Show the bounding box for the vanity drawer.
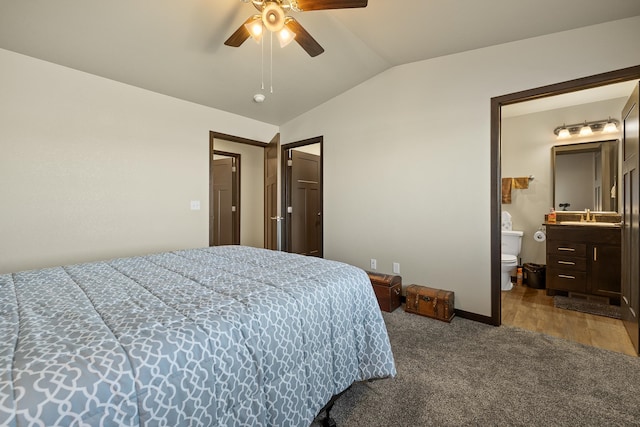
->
[544,224,621,297]
[546,269,588,292]
[547,255,587,272]
[546,241,587,257]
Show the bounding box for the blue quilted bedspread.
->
[0,246,396,426]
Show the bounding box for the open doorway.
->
[210,132,274,249]
[281,137,323,257]
[211,150,240,246]
[491,66,640,356]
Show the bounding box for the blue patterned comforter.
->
[0,246,395,426]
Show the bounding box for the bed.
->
[0,245,396,426]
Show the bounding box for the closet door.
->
[264,135,279,250]
[622,82,639,354]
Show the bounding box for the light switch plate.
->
[190,200,201,210]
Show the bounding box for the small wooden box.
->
[404,285,455,322]
[366,271,402,313]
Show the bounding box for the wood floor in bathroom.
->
[501,284,637,357]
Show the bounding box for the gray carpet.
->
[553,295,622,319]
[312,307,640,426]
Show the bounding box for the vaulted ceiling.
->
[1,0,639,125]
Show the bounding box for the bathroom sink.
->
[557,221,621,227]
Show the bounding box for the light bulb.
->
[278,27,296,48]
[603,120,618,133]
[579,123,593,136]
[244,16,263,43]
[557,128,570,139]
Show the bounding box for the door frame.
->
[264,134,280,251]
[209,131,274,247]
[490,65,640,326]
[280,136,323,254]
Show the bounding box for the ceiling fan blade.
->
[224,16,256,47]
[295,0,367,11]
[286,19,324,57]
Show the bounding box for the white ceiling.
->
[1,0,639,125]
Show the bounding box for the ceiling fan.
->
[224,0,368,57]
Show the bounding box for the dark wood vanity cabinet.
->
[546,224,621,301]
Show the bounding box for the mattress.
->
[0,246,396,426]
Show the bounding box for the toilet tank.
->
[501,230,523,256]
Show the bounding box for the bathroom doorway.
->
[491,66,640,355]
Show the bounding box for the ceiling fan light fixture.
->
[244,15,264,42]
[278,27,296,47]
[262,3,286,32]
[226,0,368,56]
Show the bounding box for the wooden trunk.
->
[404,285,455,322]
[366,272,402,313]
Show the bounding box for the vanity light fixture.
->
[603,117,619,133]
[553,118,619,139]
[556,124,571,139]
[579,121,593,136]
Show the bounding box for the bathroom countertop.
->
[545,212,622,224]
[544,221,622,228]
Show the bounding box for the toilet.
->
[501,211,523,291]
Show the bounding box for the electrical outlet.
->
[370,259,377,270]
[393,262,400,274]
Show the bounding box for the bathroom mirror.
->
[552,139,619,212]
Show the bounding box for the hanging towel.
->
[512,177,529,189]
[501,178,512,204]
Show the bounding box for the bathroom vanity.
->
[545,222,621,302]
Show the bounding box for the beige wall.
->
[0,49,277,274]
[502,98,626,265]
[280,17,640,316]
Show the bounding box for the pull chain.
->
[260,25,264,91]
[270,31,273,94]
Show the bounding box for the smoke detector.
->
[253,93,265,103]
